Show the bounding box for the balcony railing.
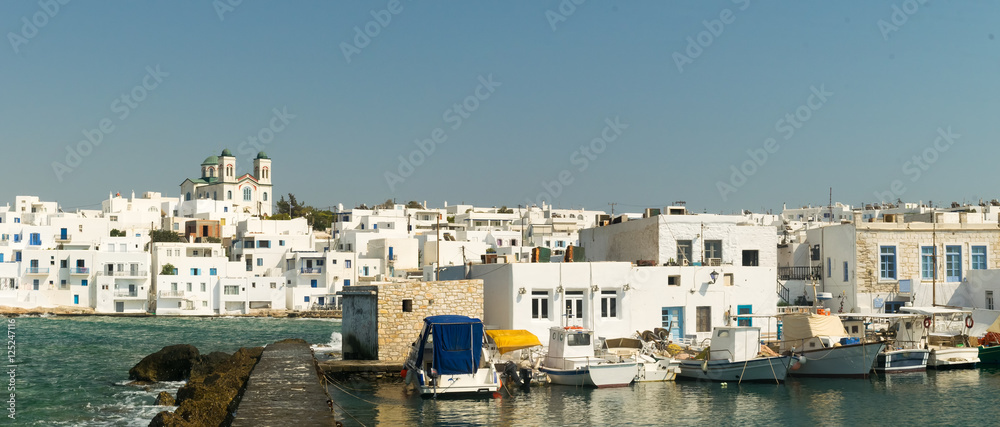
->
[70,267,90,275]
[778,266,823,281]
[25,267,49,274]
[301,267,323,274]
[97,270,147,277]
[114,291,139,298]
[54,234,71,242]
[158,290,185,298]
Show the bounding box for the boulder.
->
[154,391,175,406]
[158,346,264,427]
[129,345,200,382]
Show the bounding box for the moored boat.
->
[403,315,501,397]
[676,326,792,383]
[539,326,638,388]
[779,313,884,378]
[840,313,930,373]
[900,307,979,369]
[603,337,680,382]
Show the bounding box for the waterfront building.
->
[179,149,274,217]
[151,241,239,315]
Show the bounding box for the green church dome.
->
[201,155,219,165]
[256,151,270,159]
[220,148,233,157]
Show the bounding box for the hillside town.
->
[1,150,998,344]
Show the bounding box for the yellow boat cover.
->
[485,330,541,354]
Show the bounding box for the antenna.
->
[608,202,616,217]
[829,187,833,223]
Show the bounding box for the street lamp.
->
[710,270,719,284]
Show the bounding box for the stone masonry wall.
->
[376,280,484,362]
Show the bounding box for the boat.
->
[484,329,543,391]
[676,326,792,383]
[603,337,680,382]
[899,307,979,369]
[977,314,1000,364]
[403,315,501,397]
[840,313,930,373]
[779,313,885,378]
[538,326,638,388]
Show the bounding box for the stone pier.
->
[232,339,337,426]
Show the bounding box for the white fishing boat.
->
[539,326,638,388]
[779,313,885,378]
[840,313,930,373]
[900,306,979,369]
[676,326,792,383]
[603,337,680,382]
[403,315,500,397]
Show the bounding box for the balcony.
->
[25,267,49,275]
[301,267,323,274]
[54,234,71,242]
[97,270,148,278]
[158,290,185,298]
[70,267,90,275]
[114,291,143,299]
[778,266,823,281]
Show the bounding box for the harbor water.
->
[11,316,1000,426]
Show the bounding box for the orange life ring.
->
[923,317,931,328]
[966,315,974,329]
[564,326,584,330]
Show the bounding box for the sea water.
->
[12,315,1000,426]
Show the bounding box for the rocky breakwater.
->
[128,344,264,427]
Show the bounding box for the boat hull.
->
[875,349,929,373]
[790,342,885,379]
[541,362,638,388]
[676,357,792,383]
[928,347,979,369]
[409,368,500,397]
[635,358,680,382]
[978,345,1000,364]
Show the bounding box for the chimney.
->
[853,212,862,224]
[960,212,968,224]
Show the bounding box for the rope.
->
[324,375,380,406]
[323,380,370,427]
[767,356,778,385]
[738,360,748,385]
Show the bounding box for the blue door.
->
[73,295,79,305]
[60,228,67,240]
[662,307,684,341]
[737,305,752,326]
[946,245,962,282]
[344,279,350,287]
[388,246,394,260]
[318,297,325,306]
[363,266,369,276]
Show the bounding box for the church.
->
[180,149,274,217]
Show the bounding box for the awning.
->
[485,329,541,354]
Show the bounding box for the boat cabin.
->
[708,327,761,362]
[547,326,595,360]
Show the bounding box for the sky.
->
[1,0,998,215]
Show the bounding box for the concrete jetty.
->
[232,339,337,426]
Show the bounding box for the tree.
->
[498,206,513,214]
[149,229,184,243]
[378,198,394,209]
[276,195,290,216]
[406,200,423,209]
[311,210,334,231]
[160,263,176,275]
[110,229,126,237]
[268,213,292,220]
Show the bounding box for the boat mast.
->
[932,215,937,306]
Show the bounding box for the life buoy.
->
[966,315,974,329]
[923,317,931,328]
[564,326,584,330]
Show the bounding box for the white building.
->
[180,149,274,217]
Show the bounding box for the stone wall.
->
[376,280,484,362]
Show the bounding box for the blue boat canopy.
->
[416,315,484,375]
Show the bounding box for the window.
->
[185,192,191,201]
[345,260,352,268]
[263,192,268,202]
[531,291,549,319]
[696,306,712,332]
[972,246,987,270]
[811,245,820,261]
[703,240,722,264]
[190,268,200,276]
[14,251,21,262]
[316,260,324,266]
[668,275,680,286]
[201,283,206,292]
[946,245,962,282]
[742,250,759,267]
[879,246,897,280]
[304,296,310,303]
[243,187,252,201]
[257,258,263,266]
[311,280,318,288]
[331,259,337,265]
[827,258,831,278]
[258,240,270,249]
[921,246,936,280]
[600,290,617,318]
[210,268,217,276]
[566,333,591,347]
[224,286,239,295]
[843,261,849,282]
[29,233,41,246]
[227,190,232,200]
[402,299,413,312]
[279,240,285,246]
[884,301,903,314]
[187,283,193,292]
[244,240,254,249]
[270,282,276,289]
[81,279,87,287]
[565,291,584,319]
[988,291,995,310]
[737,305,752,327]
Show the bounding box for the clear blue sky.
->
[2,1,997,214]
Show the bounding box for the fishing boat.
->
[840,313,930,373]
[603,337,680,382]
[779,313,885,378]
[539,326,638,388]
[484,329,543,391]
[977,314,1000,364]
[676,326,792,383]
[402,315,501,397]
[899,307,979,369]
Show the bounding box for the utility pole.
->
[436,213,441,281]
[608,202,616,217]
